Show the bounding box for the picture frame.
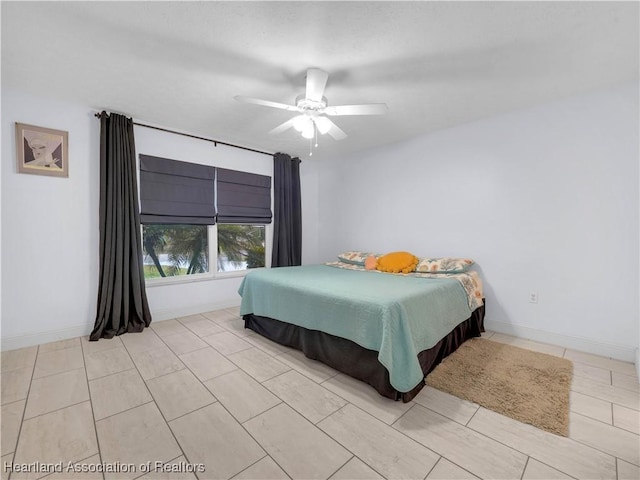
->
[15,122,69,178]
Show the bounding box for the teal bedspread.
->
[238,265,474,392]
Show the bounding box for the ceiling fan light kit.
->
[301,122,315,140]
[234,68,388,155]
[292,115,311,133]
[313,116,332,135]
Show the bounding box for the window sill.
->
[145,269,253,287]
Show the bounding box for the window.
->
[143,224,209,279]
[215,168,271,274]
[138,155,272,282]
[217,224,265,272]
[142,223,268,279]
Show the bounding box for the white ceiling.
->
[2,1,638,160]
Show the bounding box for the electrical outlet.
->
[529,292,538,303]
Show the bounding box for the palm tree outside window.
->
[142,224,265,279]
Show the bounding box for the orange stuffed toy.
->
[376,251,419,274]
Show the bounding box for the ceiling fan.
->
[234,68,388,146]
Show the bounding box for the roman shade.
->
[139,154,216,225]
[216,168,272,224]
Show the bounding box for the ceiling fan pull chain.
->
[309,136,313,157]
[315,123,319,148]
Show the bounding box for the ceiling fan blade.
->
[305,68,329,102]
[234,95,298,112]
[268,117,298,135]
[324,103,388,116]
[325,119,347,141]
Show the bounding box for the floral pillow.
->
[337,251,376,266]
[416,257,474,273]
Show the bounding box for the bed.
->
[238,261,485,402]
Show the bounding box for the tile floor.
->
[1,307,638,480]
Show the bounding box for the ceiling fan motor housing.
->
[295,94,328,115]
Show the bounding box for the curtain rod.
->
[94,112,273,157]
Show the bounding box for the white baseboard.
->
[1,325,93,352]
[150,300,240,322]
[0,301,241,352]
[485,320,637,363]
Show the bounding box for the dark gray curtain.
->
[271,152,302,267]
[91,112,152,340]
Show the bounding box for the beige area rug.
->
[425,337,573,436]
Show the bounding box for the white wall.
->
[0,67,3,344]
[316,82,639,361]
[300,159,320,265]
[1,88,277,349]
[1,89,101,349]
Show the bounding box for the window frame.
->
[143,223,271,286]
[213,222,272,278]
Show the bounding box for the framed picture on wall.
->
[15,122,69,177]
